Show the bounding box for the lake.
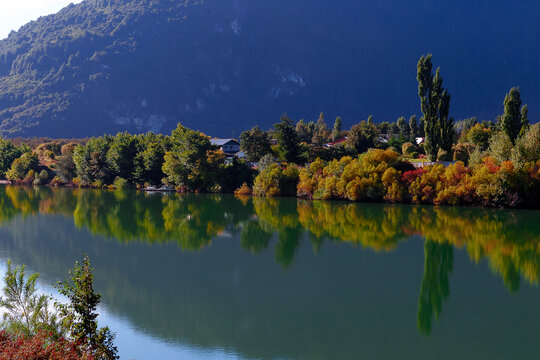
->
[0,186,538,359]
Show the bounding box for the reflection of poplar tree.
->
[417,241,453,335]
[275,227,303,268]
[240,221,272,254]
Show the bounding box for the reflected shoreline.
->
[0,185,538,349]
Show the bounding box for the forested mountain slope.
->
[0,0,538,137]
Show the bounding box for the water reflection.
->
[417,241,453,335]
[0,186,538,349]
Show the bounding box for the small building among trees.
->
[210,139,241,154]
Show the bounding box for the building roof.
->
[210,138,239,146]
[324,137,348,147]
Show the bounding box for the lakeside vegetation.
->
[0,256,117,359]
[0,55,538,208]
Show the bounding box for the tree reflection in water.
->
[417,241,453,335]
[0,186,538,336]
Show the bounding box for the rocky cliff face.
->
[0,0,537,137]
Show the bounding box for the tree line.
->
[0,55,537,207]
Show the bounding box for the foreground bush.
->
[0,331,93,360]
[0,257,118,360]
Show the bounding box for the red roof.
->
[324,137,348,147]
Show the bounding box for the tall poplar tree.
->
[417,55,452,160]
[502,87,522,143]
[333,116,342,140]
[519,103,529,138]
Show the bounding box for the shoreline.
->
[1,182,538,210]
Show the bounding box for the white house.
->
[210,138,241,154]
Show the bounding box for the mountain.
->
[0,0,538,138]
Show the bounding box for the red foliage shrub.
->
[401,168,425,184]
[0,331,93,360]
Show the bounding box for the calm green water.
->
[0,186,539,359]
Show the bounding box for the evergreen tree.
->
[333,116,342,140]
[347,120,379,154]
[417,55,452,160]
[295,120,311,143]
[312,112,328,145]
[106,132,137,182]
[162,123,212,188]
[56,256,118,359]
[409,115,419,141]
[133,133,169,185]
[274,115,301,163]
[0,138,23,178]
[316,112,326,131]
[501,87,522,143]
[378,121,390,134]
[397,116,409,138]
[239,126,272,162]
[389,123,400,136]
